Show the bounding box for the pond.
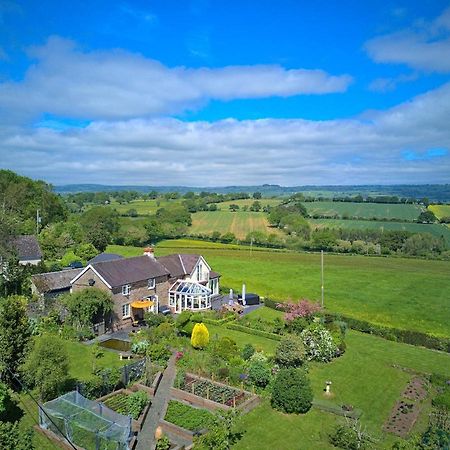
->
[99,338,131,352]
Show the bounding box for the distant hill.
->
[54,184,450,202]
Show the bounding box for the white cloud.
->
[365,7,450,72]
[1,82,449,186]
[0,36,352,122]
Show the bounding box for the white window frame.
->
[122,303,131,318]
[148,278,156,289]
[122,284,131,296]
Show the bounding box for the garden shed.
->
[169,279,212,313]
[39,390,132,450]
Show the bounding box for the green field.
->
[191,210,281,239]
[218,198,282,209]
[306,201,423,220]
[106,199,181,215]
[310,218,450,245]
[109,240,450,337]
[429,204,450,219]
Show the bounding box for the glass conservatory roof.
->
[169,280,211,295]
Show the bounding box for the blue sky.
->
[0,0,449,185]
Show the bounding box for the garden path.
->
[136,352,178,450]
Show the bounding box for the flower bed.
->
[176,373,250,407]
[102,390,149,420]
[164,400,214,431]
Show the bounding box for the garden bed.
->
[164,400,214,432]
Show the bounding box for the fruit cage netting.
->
[39,390,132,450]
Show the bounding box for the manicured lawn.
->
[64,340,129,381]
[309,218,450,245]
[191,210,281,239]
[306,201,423,220]
[154,242,450,337]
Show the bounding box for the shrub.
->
[275,335,306,368]
[278,299,322,322]
[0,421,34,450]
[210,336,239,361]
[241,343,255,361]
[191,323,210,349]
[301,323,337,362]
[286,316,310,335]
[156,435,171,450]
[147,343,171,365]
[217,367,230,380]
[432,390,450,410]
[271,368,313,414]
[132,340,150,355]
[248,361,271,388]
[329,420,375,449]
[226,323,282,341]
[144,313,167,328]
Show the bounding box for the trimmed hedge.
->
[263,298,449,352]
[226,323,283,341]
[202,315,236,326]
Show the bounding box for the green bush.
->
[144,313,167,328]
[248,361,271,388]
[275,335,306,368]
[147,343,171,366]
[271,368,313,414]
[155,435,171,450]
[0,421,34,450]
[301,323,337,362]
[210,336,239,361]
[241,343,255,361]
[329,421,375,449]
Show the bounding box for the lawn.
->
[64,339,129,381]
[306,201,423,220]
[191,210,281,239]
[309,218,450,245]
[234,314,450,449]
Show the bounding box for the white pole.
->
[321,250,324,308]
[242,283,246,305]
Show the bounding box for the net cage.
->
[39,391,132,450]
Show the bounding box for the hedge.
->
[263,298,450,352]
[226,323,283,341]
[202,315,237,326]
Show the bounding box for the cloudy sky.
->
[1,0,450,186]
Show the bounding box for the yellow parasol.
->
[130,300,154,309]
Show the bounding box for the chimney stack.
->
[143,247,155,258]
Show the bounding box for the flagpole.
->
[321,250,324,308]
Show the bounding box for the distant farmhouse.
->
[32,248,220,332]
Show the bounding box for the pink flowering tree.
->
[277,299,322,323]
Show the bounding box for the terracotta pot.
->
[154,426,163,440]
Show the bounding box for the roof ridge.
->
[178,254,187,274]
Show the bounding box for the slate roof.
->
[91,255,169,288]
[11,235,43,261]
[88,253,123,265]
[157,254,201,278]
[32,268,82,293]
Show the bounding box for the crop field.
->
[110,240,450,337]
[191,210,281,239]
[310,218,450,245]
[429,204,450,219]
[306,201,423,220]
[108,199,181,215]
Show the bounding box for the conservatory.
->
[169,279,212,313]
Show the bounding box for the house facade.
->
[69,248,220,330]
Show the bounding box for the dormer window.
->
[148,278,155,289]
[122,284,131,295]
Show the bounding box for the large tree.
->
[0,296,31,386]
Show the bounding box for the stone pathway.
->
[136,353,177,450]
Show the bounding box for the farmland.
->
[305,201,423,220]
[310,218,450,245]
[109,240,450,337]
[429,204,450,220]
[191,210,281,239]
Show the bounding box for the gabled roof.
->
[157,254,201,278]
[88,252,123,265]
[11,235,43,261]
[72,255,170,288]
[32,268,82,293]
